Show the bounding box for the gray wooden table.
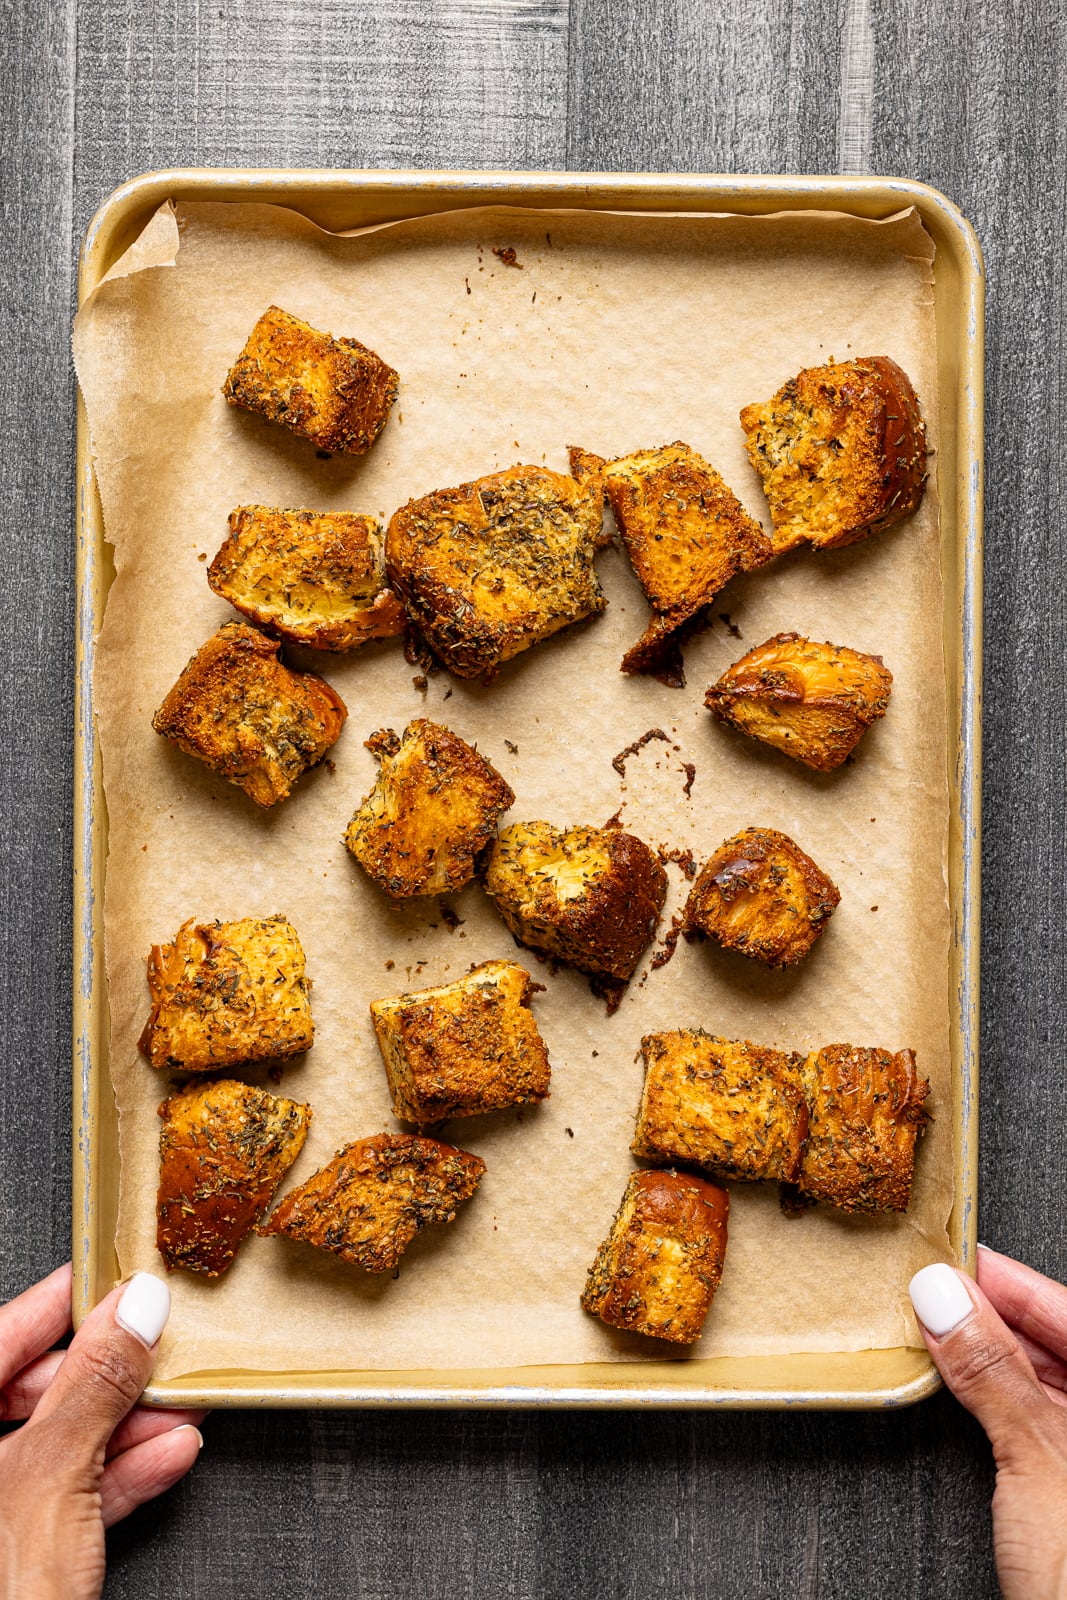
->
[3,1,1064,1594]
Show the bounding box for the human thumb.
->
[25,1273,171,1460]
[910,1262,1047,1449]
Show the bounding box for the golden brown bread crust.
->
[563,447,615,549]
[345,719,514,898]
[156,1079,311,1277]
[384,464,606,679]
[684,826,840,967]
[257,1132,486,1272]
[566,445,605,487]
[571,442,771,685]
[208,505,405,652]
[795,1044,929,1213]
[152,621,347,807]
[631,1031,808,1184]
[370,959,550,1123]
[222,305,398,455]
[580,1169,729,1344]
[139,914,314,1073]
[740,356,927,555]
[482,821,667,981]
[706,631,893,771]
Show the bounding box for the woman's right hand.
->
[910,1246,1067,1600]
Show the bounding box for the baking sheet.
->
[73,199,952,1382]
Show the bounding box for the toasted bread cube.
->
[483,821,667,981]
[208,505,405,652]
[257,1132,486,1272]
[152,621,346,807]
[385,464,605,679]
[345,720,514,898]
[706,632,893,771]
[796,1045,929,1213]
[222,305,398,455]
[685,826,839,967]
[156,1079,311,1277]
[740,356,927,555]
[139,914,314,1073]
[370,960,550,1123]
[632,1031,808,1183]
[581,1169,729,1344]
[570,443,771,686]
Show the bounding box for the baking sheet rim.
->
[72,167,983,1410]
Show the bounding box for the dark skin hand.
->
[911,1246,1067,1600]
[0,1264,204,1600]
[6,1249,1066,1598]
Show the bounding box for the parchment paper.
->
[74,199,953,1380]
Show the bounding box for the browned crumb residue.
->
[656,845,697,880]
[681,762,696,798]
[364,727,401,758]
[718,611,742,639]
[438,902,465,932]
[492,246,523,268]
[612,727,671,777]
[649,910,687,971]
[589,972,626,1015]
[779,1183,816,1217]
[267,1065,285,1085]
[403,625,441,674]
[412,675,428,692]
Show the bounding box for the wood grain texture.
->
[2,0,1065,1594]
[0,0,78,1292]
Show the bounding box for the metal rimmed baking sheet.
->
[73,169,983,1408]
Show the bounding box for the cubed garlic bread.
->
[706,632,893,771]
[740,356,927,555]
[685,826,839,967]
[208,505,405,652]
[581,1169,729,1344]
[796,1044,929,1213]
[385,464,606,679]
[139,914,314,1073]
[156,1079,311,1277]
[483,821,667,981]
[345,719,514,898]
[370,960,550,1123]
[257,1132,486,1272]
[632,1031,808,1184]
[570,442,771,686]
[152,621,346,807]
[222,305,398,455]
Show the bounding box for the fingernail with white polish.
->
[115,1272,171,1349]
[909,1263,975,1337]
